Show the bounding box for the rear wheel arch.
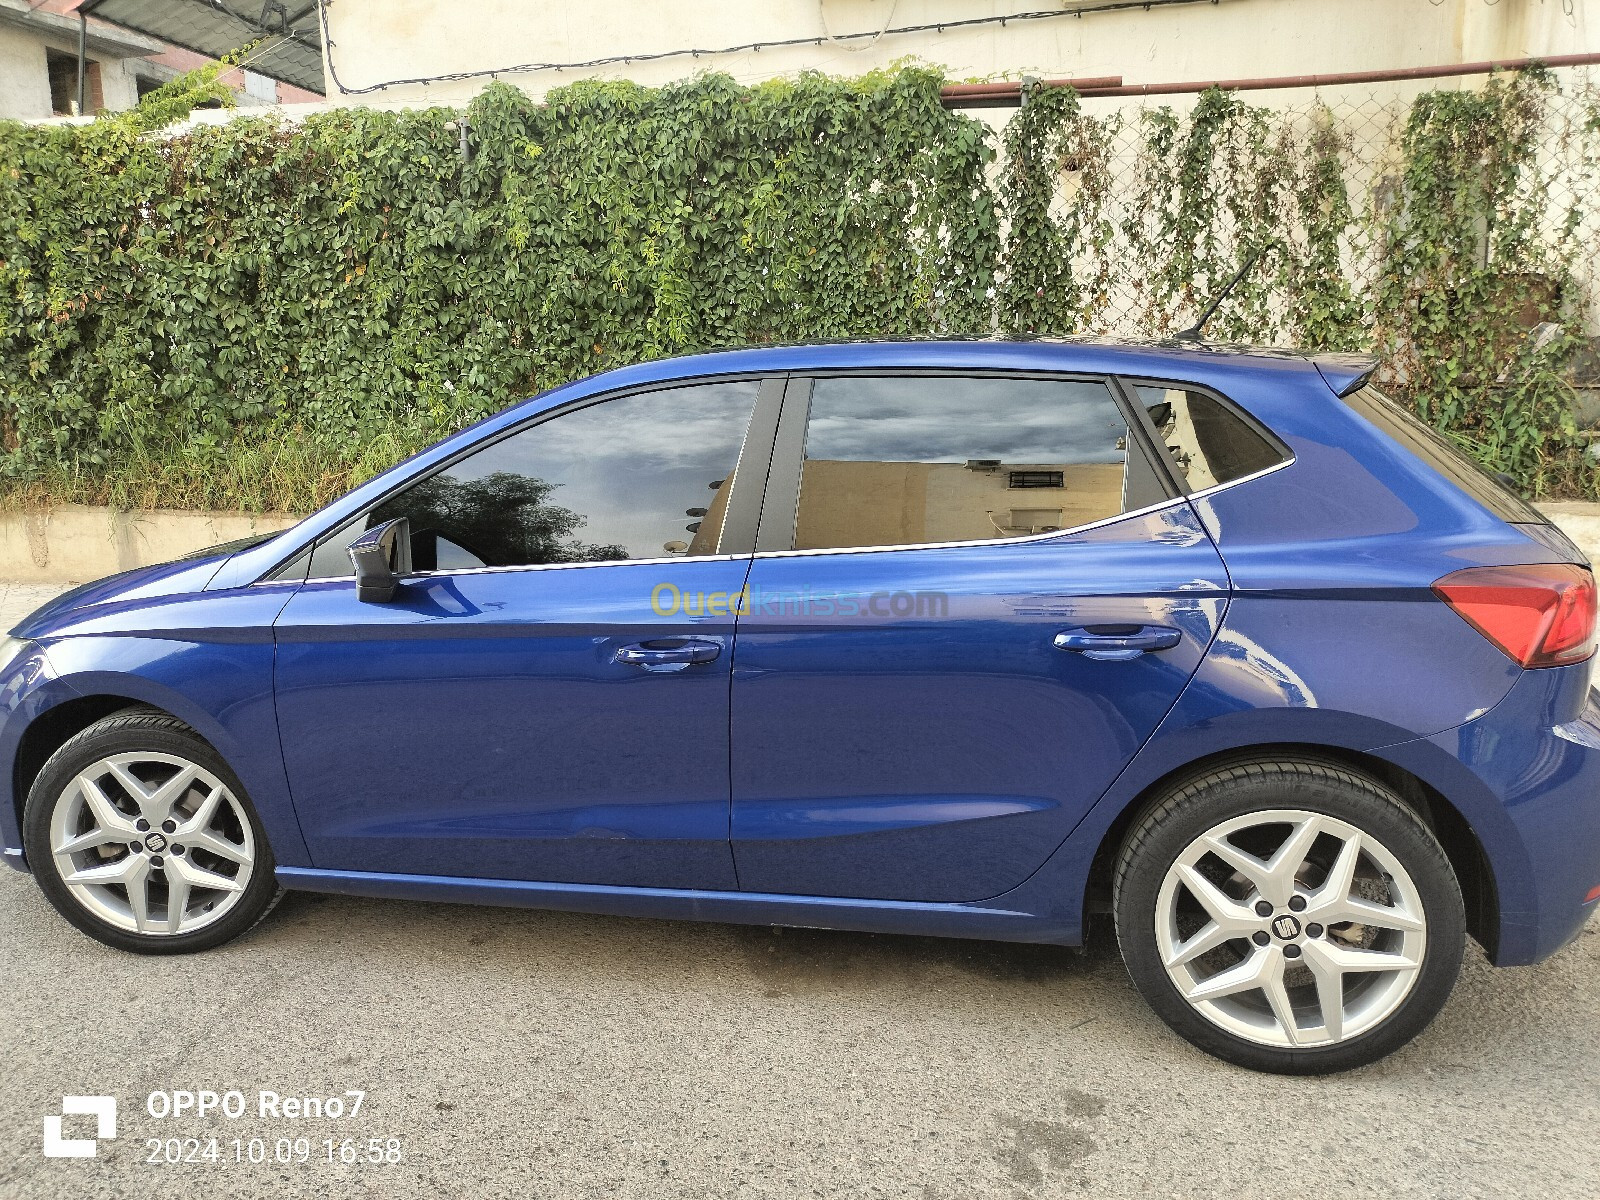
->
[1085,742,1499,960]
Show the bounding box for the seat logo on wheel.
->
[144,833,168,853]
[1272,915,1302,940]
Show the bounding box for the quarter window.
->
[1135,385,1285,492]
[786,376,1165,552]
[305,380,761,577]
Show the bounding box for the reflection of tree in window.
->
[373,471,628,569]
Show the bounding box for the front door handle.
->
[1053,626,1182,662]
[614,639,723,673]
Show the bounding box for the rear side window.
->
[1342,385,1547,525]
[788,375,1168,552]
[1135,384,1286,492]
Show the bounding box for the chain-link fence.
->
[999,68,1600,363]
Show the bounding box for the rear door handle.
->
[614,639,723,672]
[1053,626,1182,662]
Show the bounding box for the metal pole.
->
[938,52,1600,108]
[75,12,87,115]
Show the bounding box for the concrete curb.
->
[0,505,300,584]
[2,501,1598,585]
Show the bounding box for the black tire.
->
[22,708,282,954]
[1112,758,1465,1074]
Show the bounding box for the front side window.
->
[785,375,1165,552]
[305,380,761,577]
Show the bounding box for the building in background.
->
[314,0,1595,111]
[0,0,320,121]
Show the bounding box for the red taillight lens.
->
[1433,564,1598,668]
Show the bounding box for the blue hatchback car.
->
[4,339,1598,1073]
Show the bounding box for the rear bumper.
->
[1382,662,1600,966]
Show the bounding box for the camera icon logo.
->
[43,1096,117,1158]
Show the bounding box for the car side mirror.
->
[348,517,412,603]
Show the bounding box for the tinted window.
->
[1135,385,1286,492]
[306,380,761,577]
[788,376,1165,551]
[1342,385,1547,525]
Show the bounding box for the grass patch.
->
[0,423,436,516]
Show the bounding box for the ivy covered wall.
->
[0,65,1595,512]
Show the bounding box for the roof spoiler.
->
[1313,354,1380,397]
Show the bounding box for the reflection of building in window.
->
[1147,388,1217,490]
[1141,386,1283,492]
[794,459,1127,550]
[1008,470,1065,489]
[681,473,734,555]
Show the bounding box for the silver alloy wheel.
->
[47,752,255,936]
[1155,808,1426,1048]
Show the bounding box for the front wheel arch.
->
[12,695,159,864]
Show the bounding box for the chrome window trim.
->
[745,453,1297,562]
[749,495,1187,560]
[1122,375,1294,490]
[1179,455,1295,503]
[252,370,1300,586]
[259,456,1298,585]
[273,552,748,587]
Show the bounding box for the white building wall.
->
[317,0,1598,110]
[0,13,154,121]
[0,24,53,120]
[98,56,140,111]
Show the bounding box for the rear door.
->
[728,372,1229,902]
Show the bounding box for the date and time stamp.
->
[42,1089,409,1170]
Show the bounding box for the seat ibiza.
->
[4,339,1598,1074]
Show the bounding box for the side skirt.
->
[275,867,1077,946]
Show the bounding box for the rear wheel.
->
[23,710,280,954]
[1113,759,1465,1074]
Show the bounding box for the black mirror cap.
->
[348,516,411,603]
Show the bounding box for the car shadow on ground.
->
[267,888,1128,997]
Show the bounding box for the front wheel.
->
[1113,759,1465,1074]
[23,709,281,954]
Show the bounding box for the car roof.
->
[557,337,1377,399]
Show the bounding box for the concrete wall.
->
[0,10,152,119]
[0,506,301,585]
[0,23,52,120]
[318,0,1599,111]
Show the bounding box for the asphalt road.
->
[3,581,1599,1199]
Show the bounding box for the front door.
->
[274,377,775,889]
[728,373,1229,902]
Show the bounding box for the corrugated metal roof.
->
[78,0,324,94]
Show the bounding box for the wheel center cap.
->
[1271,914,1302,940]
[144,832,168,853]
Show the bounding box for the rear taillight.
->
[1433,564,1597,669]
